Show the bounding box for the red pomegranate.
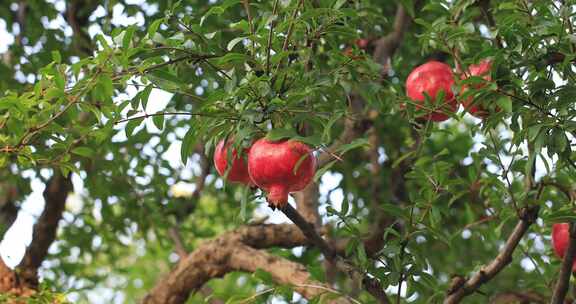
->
[355,38,370,49]
[247,138,316,208]
[405,61,457,122]
[552,223,576,272]
[460,60,494,117]
[213,139,253,185]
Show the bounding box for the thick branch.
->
[372,4,413,74]
[0,250,33,297]
[17,172,73,286]
[0,183,19,239]
[143,224,309,304]
[551,222,576,304]
[230,244,352,303]
[444,206,540,304]
[489,290,546,303]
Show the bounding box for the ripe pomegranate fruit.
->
[552,223,576,272]
[405,61,457,122]
[460,60,494,118]
[213,139,253,185]
[247,138,316,208]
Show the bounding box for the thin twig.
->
[443,206,540,304]
[488,131,520,213]
[242,0,256,53]
[114,111,240,124]
[201,58,233,80]
[168,227,188,260]
[551,222,576,304]
[266,0,280,75]
[279,203,391,304]
[273,0,304,75]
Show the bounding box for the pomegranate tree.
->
[213,139,253,185]
[552,223,576,272]
[460,60,494,118]
[405,61,457,122]
[247,138,316,207]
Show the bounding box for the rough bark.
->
[489,291,546,304]
[229,244,351,303]
[0,257,34,297]
[17,172,73,288]
[0,183,19,239]
[142,224,341,304]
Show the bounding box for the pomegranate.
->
[355,38,370,49]
[247,138,316,207]
[552,223,576,272]
[405,61,457,122]
[213,139,253,185]
[460,60,494,118]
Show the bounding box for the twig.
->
[201,58,233,80]
[114,111,240,124]
[551,222,576,304]
[279,203,391,304]
[280,203,336,259]
[266,0,280,75]
[141,54,219,74]
[273,0,304,75]
[488,131,520,213]
[443,206,540,304]
[168,227,188,260]
[242,0,256,53]
[294,284,363,304]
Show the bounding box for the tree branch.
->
[143,224,309,304]
[489,290,546,303]
[443,206,540,304]
[229,244,353,303]
[280,204,391,304]
[17,172,73,287]
[0,183,19,240]
[168,227,188,260]
[318,3,415,167]
[551,221,576,304]
[372,5,412,75]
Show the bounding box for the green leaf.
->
[307,264,326,282]
[335,138,370,155]
[125,118,144,137]
[253,269,273,284]
[152,113,164,130]
[216,53,249,66]
[122,26,136,49]
[266,129,298,141]
[98,74,114,98]
[140,85,153,110]
[181,127,196,165]
[227,37,247,51]
[148,18,163,37]
[51,51,61,64]
[71,147,94,158]
[313,160,336,182]
[333,0,347,9]
[496,96,512,113]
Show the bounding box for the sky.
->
[0,0,565,303]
